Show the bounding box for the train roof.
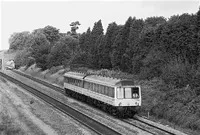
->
[64,71,135,87]
[64,71,85,80]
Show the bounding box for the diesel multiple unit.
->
[64,71,141,117]
[5,60,15,70]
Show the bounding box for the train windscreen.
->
[117,87,139,99]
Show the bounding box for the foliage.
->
[14,49,31,68]
[124,19,144,73]
[111,17,133,70]
[100,22,119,69]
[47,36,76,68]
[9,31,30,50]
[42,25,60,44]
[30,31,51,70]
[70,21,81,38]
[9,8,200,133]
[88,20,104,68]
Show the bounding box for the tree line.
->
[9,9,200,88]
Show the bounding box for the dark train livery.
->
[64,72,141,117]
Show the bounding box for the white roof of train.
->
[64,71,135,87]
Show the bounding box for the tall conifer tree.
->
[111,17,133,70]
[100,22,119,69]
[88,20,104,68]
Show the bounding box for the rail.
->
[12,70,188,135]
[0,71,121,135]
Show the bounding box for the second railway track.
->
[0,71,121,135]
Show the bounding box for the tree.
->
[47,36,72,68]
[141,16,166,35]
[95,34,105,68]
[197,8,200,68]
[138,13,198,80]
[66,36,79,56]
[79,27,91,53]
[90,20,104,45]
[14,49,32,68]
[122,19,144,72]
[70,21,81,38]
[99,22,119,69]
[30,31,51,70]
[196,7,200,31]
[32,26,60,45]
[78,28,91,67]
[43,25,60,44]
[88,20,104,68]
[111,17,133,70]
[9,31,30,50]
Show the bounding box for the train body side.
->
[63,72,141,107]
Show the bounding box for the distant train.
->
[5,60,15,70]
[64,72,141,117]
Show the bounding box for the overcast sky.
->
[1,0,199,50]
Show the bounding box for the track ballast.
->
[11,70,187,135]
[0,71,121,135]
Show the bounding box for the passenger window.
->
[93,83,95,91]
[132,87,139,98]
[87,82,89,89]
[104,87,107,95]
[93,84,96,91]
[105,86,108,95]
[107,87,110,96]
[100,85,104,94]
[91,83,94,91]
[84,82,86,88]
[102,86,105,94]
[125,88,132,99]
[97,84,100,93]
[99,85,101,93]
[110,88,114,97]
[65,77,68,83]
[89,83,92,90]
[117,87,124,99]
[108,87,114,97]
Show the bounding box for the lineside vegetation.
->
[9,9,200,133]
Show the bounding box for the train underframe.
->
[64,88,137,118]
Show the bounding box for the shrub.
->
[48,66,64,74]
[14,49,31,69]
[161,59,195,88]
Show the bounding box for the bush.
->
[161,59,195,88]
[48,66,64,74]
[14,49,31,69]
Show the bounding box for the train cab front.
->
[114,86,141,117]
[115,86,141,106]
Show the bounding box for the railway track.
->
[11,70,187,135]
[123,119,174,135]
[0,71,121,135]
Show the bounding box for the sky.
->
[1,0,199,50]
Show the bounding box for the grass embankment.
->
[19,65,200,135]
[0,111,25,135]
